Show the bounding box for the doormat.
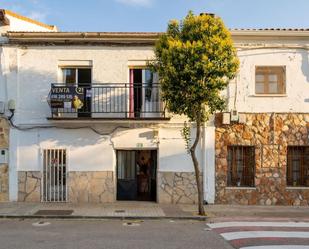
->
[114,210,126,213]
[34,210,74,216]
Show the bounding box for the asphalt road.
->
[0,219,232,249]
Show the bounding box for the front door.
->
[116,150,157,201]
[42,149,67,202]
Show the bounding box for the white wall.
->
[14,46,155,125]
[228,48,309,113]
[5,14,55,32]
[159,127,196,172]
[15,128,114,172]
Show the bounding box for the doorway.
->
[42,149,67,202]
[116,150,157,201]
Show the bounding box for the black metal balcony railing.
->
[48,83,166,119]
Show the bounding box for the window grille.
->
[227,146,255,187]
[287,146,309,187]
[42,149,67,202]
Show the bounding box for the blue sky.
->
[2,0,309,31]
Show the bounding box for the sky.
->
[2,0,309,32]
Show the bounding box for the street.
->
[0,219,232,249]
[1,218,309,248]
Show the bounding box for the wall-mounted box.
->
[230,109,239,122]
[0,101,4,114]
[222,112,231,125]
[0,149,8,164]
[238,113,246,124]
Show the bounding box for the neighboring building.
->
[216,29,309,205]
[0,10,309,205]
[0,9,57,202]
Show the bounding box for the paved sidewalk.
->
[0,201,201,219]
[0,202,308,220]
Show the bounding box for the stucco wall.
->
[5,14,55,32]
[227,48,309,113]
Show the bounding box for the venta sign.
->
[49,86,86,109]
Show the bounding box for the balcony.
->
[47,83,168,120]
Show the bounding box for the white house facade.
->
[1,10,309,205]
[0,10,215,204]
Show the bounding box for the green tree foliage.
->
[152,12,239,215]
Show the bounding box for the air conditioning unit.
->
[0,149,8,164]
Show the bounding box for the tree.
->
[151,12,239,215]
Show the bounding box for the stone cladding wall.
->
[0,119,9,202]
[68,171,115,203]
[18,171,41,202]
[215,113,309,205]
[158,172,199,204]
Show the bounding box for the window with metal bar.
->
[227,146,255,187]
[43,149,67,202]
[287,146,309,187]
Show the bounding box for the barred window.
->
[287,146,309,187]
[227,146,255,187]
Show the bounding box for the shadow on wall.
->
[5,65,137,148]
[301,49,309,83]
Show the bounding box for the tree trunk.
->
[190,111,205,216]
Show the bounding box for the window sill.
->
[250,94,287,97]
[225,187,256,190]
[286,186,309,190]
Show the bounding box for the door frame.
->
[40,147,70,202]
[115,148,158,202]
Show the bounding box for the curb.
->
[0,215,208,221]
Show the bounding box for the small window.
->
[227,146,255,187]
[287,146,309,187]
[255,66,286,94]
[61,68,91,85]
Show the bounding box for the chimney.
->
[200,13,216,18]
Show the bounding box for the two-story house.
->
[0,10,214,204]
[216,29,309,205]
[1,10,309,206]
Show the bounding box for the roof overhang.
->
[4,32,162,45]
[3,29,309,46]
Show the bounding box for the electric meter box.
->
[0,149,8,164]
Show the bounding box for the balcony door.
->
[129,68,160,118]
[62,68,92,117]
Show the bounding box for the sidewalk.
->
[0,201,204,220]
[0,202,308,220]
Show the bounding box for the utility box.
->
[0,149,8,164]
[238,113,246,124]
[222,112,231,125]
[230,109,239,122]
[0,101,4,114]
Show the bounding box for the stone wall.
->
[158,172,199,204]
[68,171,115,203]
[215,113,309,206]
[0,118,9,202]
[18,171,41,202]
